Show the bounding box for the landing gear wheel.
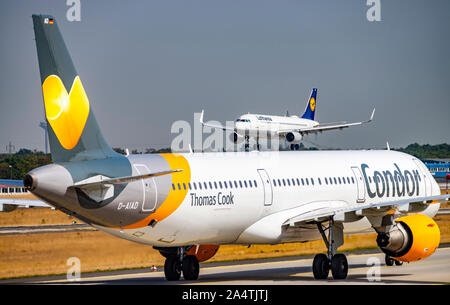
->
[312,254,330,280]
[331,253,348,280]
[394,260,403,266]
[385,254,395,266]
[182,255,200,280]
[164,255,181,281]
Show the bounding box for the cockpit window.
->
[236,119,251,123]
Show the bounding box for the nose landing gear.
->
[312,219,348,280]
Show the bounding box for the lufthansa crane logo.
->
[310,97,316,111]
[42,75,90,150]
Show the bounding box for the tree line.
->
[1,143,448,180]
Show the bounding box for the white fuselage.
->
[97,150,440,247]
[235,114,318,139]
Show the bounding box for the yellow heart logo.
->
[42,75,90,150]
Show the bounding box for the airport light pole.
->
[39,121,49,154]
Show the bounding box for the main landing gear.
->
[163,247,200,281]
[312,218,348,280]
[290,144,301,151]
[385,254,403,266]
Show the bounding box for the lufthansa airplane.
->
[24,15,448,281]
[200,89,375,150]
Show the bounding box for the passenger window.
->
[193,182,197,190]
[204,182,208,189]
[282,179,286,186]
[273,179,277,186]
[219,181,223,188]
[351,177,355,184]
[338,177,341,184]
[278,179,281,186]
[287,179,290,186]
[214,182,218,189]
[306,178,309,185]
[229,181,233,189]
[188,182,191,190]
[301,178,304,185]
[234,181,238,188]
[291,178,295,186]
[172,184,176,191]
[296,178,300,185]
[244,181,248,188]
[224,181,228,188]
[318,178,322,185]
[333,177,337,184]
[249,180,252,188]
[183,183,186,190]
[178,183,181,190]
[325,177,328,184]
[199,183,202,190]
[254,180,257,187]
[311,178,314,185]
[209,182,213,189]
[239,181,243,188]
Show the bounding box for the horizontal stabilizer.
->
[71,169,183,189]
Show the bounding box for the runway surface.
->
[4,246,449,285]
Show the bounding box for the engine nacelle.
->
[230,132,244,144]
[285,132,303,143]
[376,214,440,262]
[186,245,220,262]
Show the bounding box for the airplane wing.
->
[237,193,449,243]
[199,110,236,132]
[284,194,449,227]
[278,108,375,136]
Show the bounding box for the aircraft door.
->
[133,164,158,212]
[257,169,273,206]
[413,159,432,196]
[351,166,366,203]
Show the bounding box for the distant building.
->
[0,179,29,195]
[422,159,450,182]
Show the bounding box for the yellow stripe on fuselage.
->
[121,153,191,229]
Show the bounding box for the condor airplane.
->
[24,15,448,281]
[200,89,375,150]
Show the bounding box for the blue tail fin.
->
[301,88,317,120]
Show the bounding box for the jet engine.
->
[285,132,303,143]
[231,132,244,144]
[376,214,440,262]
[186,245,220,262]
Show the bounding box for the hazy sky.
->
[0,0,449,152]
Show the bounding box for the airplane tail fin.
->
[32,15,118,163]
[301,88,317,120]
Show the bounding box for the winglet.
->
[199,110,205,125]
[369,108,376,122]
